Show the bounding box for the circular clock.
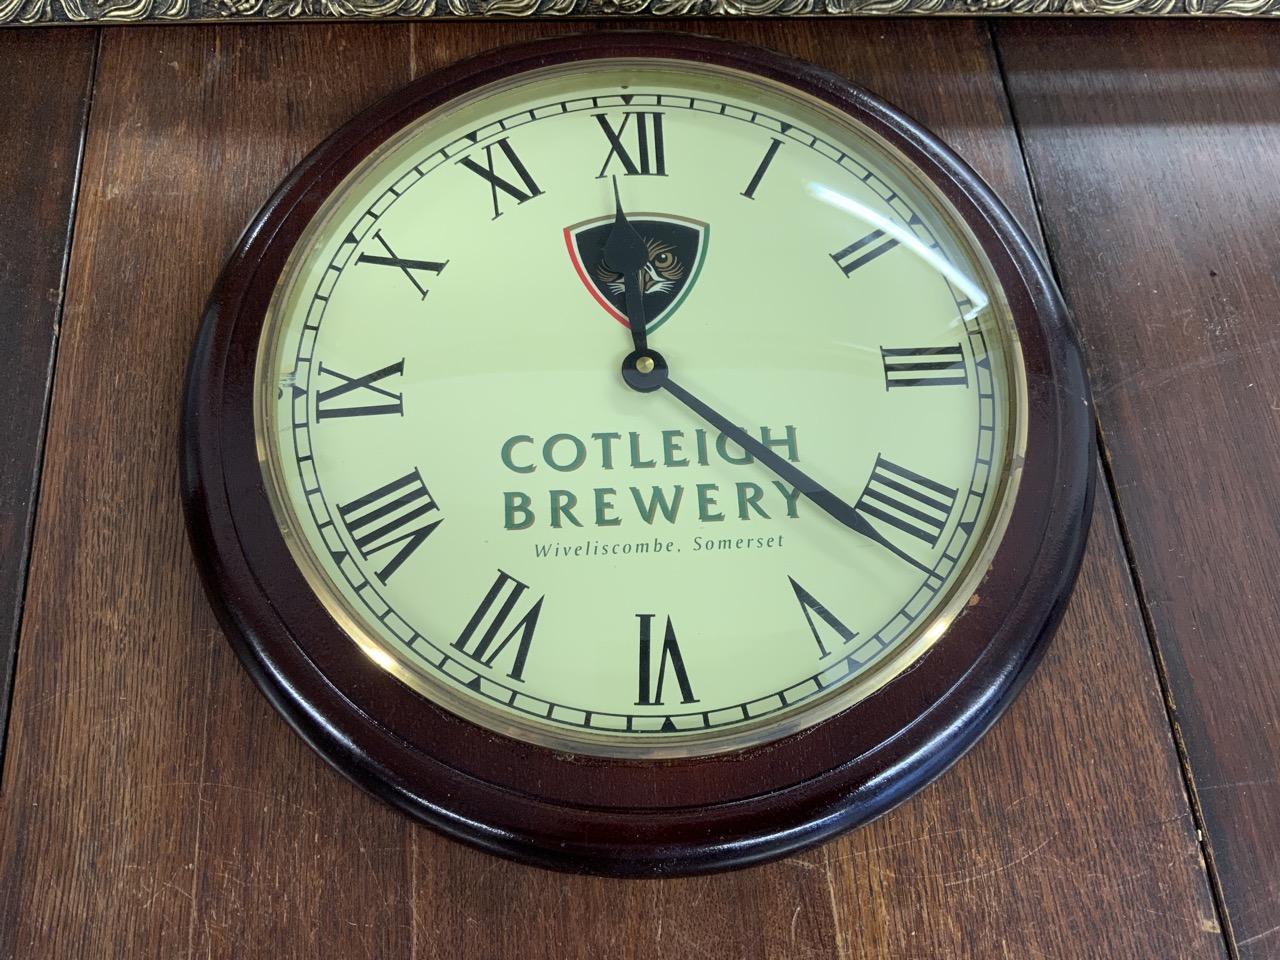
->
[183,32,1093,876]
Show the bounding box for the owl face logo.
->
[564,213,709,334]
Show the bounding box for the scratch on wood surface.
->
[781,855,821,870]
[1002,938,1051,959]
[409,827,418,960]
[1238,922,1280,947]
[827,826,968,862]
[821,845,851,960]
[186,664,213,960]
[942,834,1056,888]
[156,780,325,821]
[653,881,663,949]
[22,679,94,714]
[139,877,195,911]
[1200,777,1278,792]
[1138,904,1221,935]
[1148,811,1193,826]
[790,904,801,945]
[1096,336,1280,402]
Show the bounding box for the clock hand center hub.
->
[621,348,668,393]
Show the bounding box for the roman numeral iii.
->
[595,112,667,178]
[315,359,404,420]
[635,614,696,707]
[357,230,447,299]
[454,570,544,682]
[457,137,544,220]
[854,456,958,549]
[881,345,969,389]
[336,469,443,584]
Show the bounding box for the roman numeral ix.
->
[336,469,443,584]
[315,359,404,420]
[457,137,544,220]
[454,570,544,682]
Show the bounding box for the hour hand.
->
[601,177,650,353]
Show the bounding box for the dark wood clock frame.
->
[181,31,1094,877]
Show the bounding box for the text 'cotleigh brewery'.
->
[500,426,802,530]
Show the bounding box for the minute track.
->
[279,77,1000,746]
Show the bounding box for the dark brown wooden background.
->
[0,19,1275,959]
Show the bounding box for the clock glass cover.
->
[253,56,1026,759]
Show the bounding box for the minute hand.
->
[660,376,937,578]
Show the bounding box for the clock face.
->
[254,58,1026,757]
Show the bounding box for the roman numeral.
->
[854,456,958,550]
[336,469,443,584]
[357,230,447,299]
[456,137,544,220]
[741,138,785,200]
[788,578,857,658]
[454,570,544,682]
[315,360,404,420]
[635,614,696,707]
[831,229,900,276]
[881,345,969,389]
[595,112,667,178]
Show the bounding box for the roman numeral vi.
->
[635,614,696,707]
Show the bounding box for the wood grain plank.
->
[778,22,1225,958]
[0,20,1224,960]
[0,24,420,960]
[996,21,1280,957]
[0,29,96,776]
[826,475,1226,958]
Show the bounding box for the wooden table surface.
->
[0,18,1276,959]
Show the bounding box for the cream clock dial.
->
[258,60,1021,756]
[186,33,1091,875]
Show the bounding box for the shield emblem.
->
[564,213,709,334]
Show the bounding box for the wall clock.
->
[183,31,1093,876]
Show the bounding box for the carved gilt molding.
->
[1,0,1276,25]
